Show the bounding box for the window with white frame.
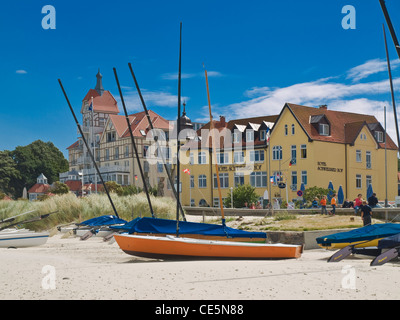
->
[198,152,206,164]
[250,171,267,188]
[356,150,362,162]
[291,124,295,135]
[233,151,245,164]
[189,152,194,165]
[217,152,229,165]
[291,171,298,191]
[213,173,229,189]
[291,145,297,163]
[246,130,254,142]
[260,130,266,141]
[250,150,264,162]
[366,151,371,169]
[232,131,241,143]
[319,123,329,136]
[234,172,245,186]
[272,146,282,160]
[375,131,384,143]
[356,174,362,189]
[284,124,288,136]
[301,170,307,185]
[198,175,207,188]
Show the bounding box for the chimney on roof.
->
[95,69,104,96]
[219,116,226,125]
[319,105,328,110]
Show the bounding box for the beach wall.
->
[183,206,400,222]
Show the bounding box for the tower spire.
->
[95,69,104,96]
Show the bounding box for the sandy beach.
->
[0,231,399,301]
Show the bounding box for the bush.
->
[223,184,259,208]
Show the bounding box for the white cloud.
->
[15,70,27,74]
[346,58,400,82]
[161,70,223,80]
[193,58,400,146]
[115,88,190,113]
[221,77,400,120]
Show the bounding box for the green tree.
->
[9,140,69,198]
[50,181,70,195]
[303,186,333,202]
[0,150,21,196]
[223,184,259,208]
[104,181,123,196]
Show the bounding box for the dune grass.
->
[0,193,177,231]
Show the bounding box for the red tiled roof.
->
[285,103,398,150]
[83,90,119,114]
[65,180,82,192]
[109,110,171,139]
[28,184,51,194]
[67,141,79,150]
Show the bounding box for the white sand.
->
[0,233,399,300]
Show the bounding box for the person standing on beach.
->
[320,195,327,215]
[330,193,337,216]
[360,200,372,226]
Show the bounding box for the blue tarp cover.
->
[378,233,400,249]
[78,215,127,227]
[316,223,400,245]
[111,217,267,239]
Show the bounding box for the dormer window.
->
[319,124,329,136]
[246,130,254,142]
[310,114,330,136]
[375,131,384,143]
[260,130,266,141]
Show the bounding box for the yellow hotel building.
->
[180,103,398,207]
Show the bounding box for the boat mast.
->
[58,79,120,219]
[113,68,155,218]
[379,0,400,60]
[204,66,226,226]
[176,22,183,236]
[127,62,186,221]
[380,0,400,152]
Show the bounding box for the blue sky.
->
[0,0,399,157]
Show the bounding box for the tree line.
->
[0,140,69,199]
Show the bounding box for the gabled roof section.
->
[106,110,170,139]
[279,103,397,149]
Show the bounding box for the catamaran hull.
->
[316,224,400,250]
[114,234,302,259]
[0,230,49,248]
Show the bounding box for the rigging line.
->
[127,63,186,222]
[204,65,226,225]
[58,79,120,219]
[113,68,155,218]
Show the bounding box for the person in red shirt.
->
[354,194,363,214]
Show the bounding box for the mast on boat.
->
[380,0,400,152]
[126,62,187,221]
[113,68,155,218]
[58,79,121,219]
[204,66,226,226]
[176,22,183,236]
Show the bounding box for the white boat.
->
[0,229,49,248]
